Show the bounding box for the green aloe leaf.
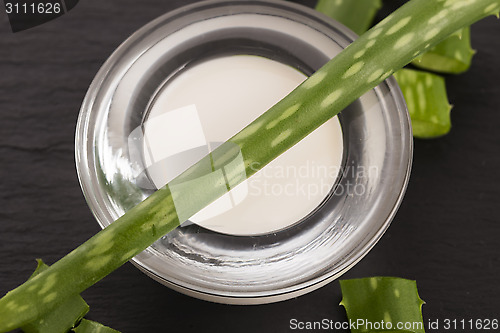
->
[314,0,460,138]
[72,319,121,333]
[20,260,89,333]
[315,0,382,35]
[412,27,475,74]
[340,277,425,333]
[394,69,452,138]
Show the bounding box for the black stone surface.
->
[0,1,499,332]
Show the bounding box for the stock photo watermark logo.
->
[128,105,378,226]
[247,160,378,200]
[289,318,424,331]
[4,0,79,32]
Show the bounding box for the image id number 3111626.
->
[428,318,498,330]
[5,2,61,14]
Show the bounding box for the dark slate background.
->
[1,1,499,332]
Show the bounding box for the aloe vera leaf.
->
[0,0,499,331]
[340,277,425,333]
[412,26,476,74]
[72,319,120,333]
[315,0,382,35]
[394,69,452,138]
[314,0,457,138]
[20,260,89,333]
[0,185,181,332]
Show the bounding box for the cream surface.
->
[143,55,343,236]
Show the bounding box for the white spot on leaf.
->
[451,1,469,10]
[426,75,433,87]
[37,273,57,295]
[393,33,415,49]
[302,71,327,89]
[5,301,18,310]
[484,3,499,13]
[18,305,29,312]
[271,129,292,147]
[266,104,301,130]
[378,13,394,27]
[365,40,376,49]
[266,119,280,130]
[425,28,441,41]
[87,241,114,257]
[370,278,378,290]
[321,90,343,108]
[417,82,426,109]
[382,70,393,80]
[354,49,366,59]
[368,69,384,83]
[343,62,364,78]
[121,249,139,261]
[368,28,383,39]
[27,284,38,292]
[405,88,415,109]
[280,104,300,120]
[429,10,449,24]
[43,292,58,303]
[84,254,113,271]
[233,122,262,141]
[386,16,412,35]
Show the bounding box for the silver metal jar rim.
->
[75,0,412,304]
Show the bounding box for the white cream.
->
[142,55,343,236]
